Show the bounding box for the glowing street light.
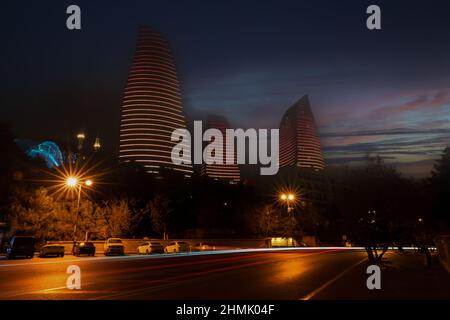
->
[280,193,295,202]
[66,177,78,187]
[65,176,93,188]
[280,193,296,213]
[64,175,94,242]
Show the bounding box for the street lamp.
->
[66,176,93,242]
[66,177,78,187]
[279,192,297,246]
[280,193,295,212]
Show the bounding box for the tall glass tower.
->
[119,27,192,175]
[279,95,325,170]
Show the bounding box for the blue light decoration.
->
[26,141,64,168]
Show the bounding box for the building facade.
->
[119,27,192,175]
[279,95,324,170]
[201,115,240,183]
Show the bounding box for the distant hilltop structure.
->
[93,136,101,151]
[279,95,324,171]
[119,26,193,176]
[73,130,102,165]
[76,130,85,152]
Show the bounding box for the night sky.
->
[1,0,449,177]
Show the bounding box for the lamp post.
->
[280,193,296,245]
[66,177,93,242]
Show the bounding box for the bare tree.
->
[96,200,131,238]
[150,194,172,239]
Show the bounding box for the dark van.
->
[6,236,36,259]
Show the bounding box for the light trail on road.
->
[0,249,368,300]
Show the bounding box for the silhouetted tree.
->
[255,204,280,237]
[329,156,419,263]
[150,194,172,239]
[430,146,450,230]
[0,123,27,220]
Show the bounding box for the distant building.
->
[201,115,240,184]
[119,27,192,176]
[93,136,101,151]
[279,95,324,171]
[76,130,85,152]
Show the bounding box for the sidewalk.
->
[313,251,450,299]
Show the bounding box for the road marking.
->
[91,249,341,300]
[0,250,341,299]
[0,249,351,299]
[33,286,68,292]
[0,285,69,299]
[300,257,367,300]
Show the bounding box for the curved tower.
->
[201,114,240,184]
[279,95,324,170]
[119,27,192,175]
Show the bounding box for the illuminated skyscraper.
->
[119,27,192,175]
[279,95,324,170]
[202,115,240,184]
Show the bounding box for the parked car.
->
[137,242,164,255]
[39,244,65,258]
[192,242,216,251]
[164,241,191,253]
[104,238,125,256]
[73,241,96,256]
[6,236,36,259]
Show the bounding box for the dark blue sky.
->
[1,0,449,176]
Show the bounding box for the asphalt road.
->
[0,248,373,300]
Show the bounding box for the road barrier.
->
[434,234,450,273]
[47,238,273,254]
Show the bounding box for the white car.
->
[137,242,164,254]
[164,241,191,253]
[104,238,125,256]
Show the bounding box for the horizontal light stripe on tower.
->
[119,27,193,175]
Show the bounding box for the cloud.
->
[370,88,450,120]
[322,127,450,138]
[321,126,449,177]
